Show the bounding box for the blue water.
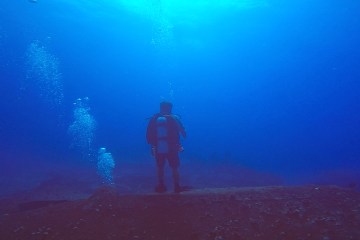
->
[1,0,360,195]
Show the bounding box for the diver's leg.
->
[155,154,166,193]
[172,167,180,189]
[169,152,181,192]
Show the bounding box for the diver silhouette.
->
[146,101,187,193]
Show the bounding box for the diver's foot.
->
[174,185,192,193]
[155,184,167,193]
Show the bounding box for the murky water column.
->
[23,41,64,110]
[149,1,174,48]
[97,147,115,185]
[0,26,4,56]
[68,97,96,160]
[148,0,176,100]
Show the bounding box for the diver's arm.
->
[146,116,157,145]
[172,115,186,139]
[179,122,186,138]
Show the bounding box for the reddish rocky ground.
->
[0,185,359,240]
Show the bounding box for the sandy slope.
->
[0,186,359,240]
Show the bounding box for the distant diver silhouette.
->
[146,101,188,193]
[28,0,38,3]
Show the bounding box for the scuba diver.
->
[146,101,187,193]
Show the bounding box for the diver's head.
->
[160,101,172,114]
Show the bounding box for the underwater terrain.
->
[1,0,360,239]
[1,186,360,239]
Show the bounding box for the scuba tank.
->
[156,116,169,154]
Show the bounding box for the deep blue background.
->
[1,0,360,194]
